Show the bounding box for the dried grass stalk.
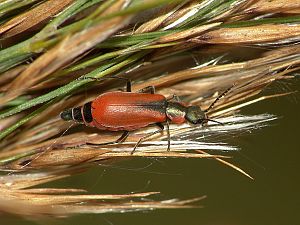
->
[0,169,202,219]
[0,0,74,38]
[0,0,299,220]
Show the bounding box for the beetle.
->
[60,76,230,154]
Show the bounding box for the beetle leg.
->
[165,120,171,151]
[167,94,181,102]
[115,131,130,142]
[121,77,132,92]
[137,86,155,94]
[155,122,170,151]
[131,125,164,155]
[156,122,164,130]
[87,131,129,146]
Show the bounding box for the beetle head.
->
[185,106,206,124]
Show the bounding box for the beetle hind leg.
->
[86,131,129,146]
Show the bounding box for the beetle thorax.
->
[166,102,187,124]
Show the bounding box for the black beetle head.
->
[185,106,206,124]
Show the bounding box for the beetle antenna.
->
[204,84,234,113]
[205,119,224,125]
[7,123,74,175]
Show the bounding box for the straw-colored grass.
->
[0,0,299,220]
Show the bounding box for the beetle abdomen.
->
[91,92,167,131]
[60,102,93,125]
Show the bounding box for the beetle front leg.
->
[155,122,170,151]
[165,120,170,151]
[167,94,181,102]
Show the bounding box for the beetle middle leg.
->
[87,131,129,146]
[131,122,170,154]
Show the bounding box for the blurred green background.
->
[3,78,300,225]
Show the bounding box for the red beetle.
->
[60,77,228,153]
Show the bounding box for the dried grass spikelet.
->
[246,0,300,14]
[0,0,132,105]
[192,24,300,44]
[0,168,202,220]
[2,44,296,176]
[0,0,299,220]
[0,0,74,39]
